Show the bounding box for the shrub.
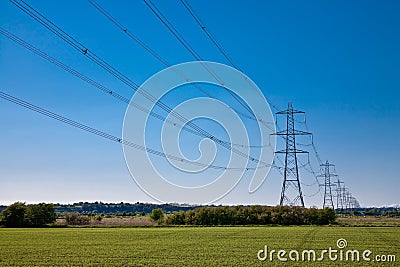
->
[0,202,27,227]
[150,208,164,223]
[0,202,56,227]
[25,203,56,226]
[165,206,337,226]
[65,213,90,225]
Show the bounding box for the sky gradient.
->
[1,0,399,207]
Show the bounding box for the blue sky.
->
[0,0,399,207]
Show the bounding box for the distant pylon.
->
[273,103,311,207]
[343,188,351,210]
[352,197,361,209]
[317,161,337,209]
[339,187,361,212]
[334,179,345,212]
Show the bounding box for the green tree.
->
[318,208,336,225]
[166,211,186,225]
[65,213,90,225]
[150,208,164,223]
[25,203,56,226]
[0,202,27,227]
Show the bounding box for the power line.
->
[143,0,202,61]
[179,0,239,70]
[5,1,355,207]
[8,0,220,142]
[175,0,281,113]
[87,0,275,134]
[0,27,207,140]
[155,1,354,208]
[300,157,321,186]
[0,90,267,171]
[0,27,130,104]
[154,0,285,154]
[9,0,270,167]
[143,0,259,118]
[302,115,323,165]
[88,0,170,68]
[302,186,321,198]
[0,27,274,163]
[1,27,272,152]
[86,0,279,152]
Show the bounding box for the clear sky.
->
[0,0,399,207]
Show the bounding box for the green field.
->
[0,227,398,266]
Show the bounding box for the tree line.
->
[0,202,337,227]
[164,206,337,226]
[52,202,197,215]
[0,202,56,227]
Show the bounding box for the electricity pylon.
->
[273,103,311,207]
[334,179,345,212]
[343,188,351,210]
[351,197,361,209]
[317,161,337,209]
[344,190,360,210]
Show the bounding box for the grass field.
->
[0,227,398,266]
[338,216,400,227]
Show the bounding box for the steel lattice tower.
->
[317,161,337,209]
[334,179,345,212]
[343,188,351,210]
[273,103,311,207]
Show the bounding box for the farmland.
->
[0,227,398,266]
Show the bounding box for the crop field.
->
[0,227,398,266]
